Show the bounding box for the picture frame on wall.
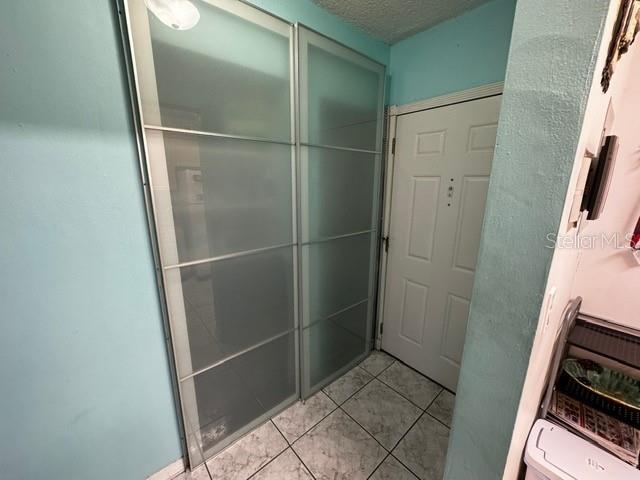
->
[581,135,619,220]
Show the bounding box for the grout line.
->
[435,381,456,397]
[374,374,438,412]
[372,352,451,414]
[203,455,213,480]
[289,355,447,480]
[209,420,290,480]
[317,360,408,454]
[323,367,375,406]
[420,383,452,429]
[270,419,291,447]
[335,403,422,480]
[245,444,289,480]
[204,353,450,480]
[209,361,370,470]
[389,452,421,480]
[270,410,318,479]
[368,358,449,480]
[326,356,445,458]
[385,412,428,480]
[337,404,391,453]
[378,349,449,393]
[366,452,390,480]
[288,403,341,447]
[423,387,442,412]
[283,393,341,447]
[371,358,396,378]
[424,410,451,430]
[365,452,421,480]
[285,389,394,480]
[289,446,317,480]
[359,351,396,378]
[431,387,444,403]
[387,410,424,452]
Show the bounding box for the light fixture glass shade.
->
[144,0,200,30]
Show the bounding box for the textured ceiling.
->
[312,0,493,43]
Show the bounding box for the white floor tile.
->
[293,409,386,480]
[206,421,287,480]
[342,379,421,449]
[323,366,373,405]
[378,362,442,409]
[272,391,336,443]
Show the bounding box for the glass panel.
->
[173,246,294,377]
[140,0,291,141]
[303,233,372,325]
[298,26,384,397]
[146,129,293,263]
[181,332,296,465]
[304,301,369,389]
[127,0,296,467]
[299,28,384,151]
[302,146,379,242]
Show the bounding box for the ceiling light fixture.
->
[144,0,200,31]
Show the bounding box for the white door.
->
[381,96,501,391]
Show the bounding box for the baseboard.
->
[146,457,185,480]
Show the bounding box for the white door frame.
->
[375,81,504,349]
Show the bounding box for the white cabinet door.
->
[382,95,501,391]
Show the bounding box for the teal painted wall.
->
[0,2,182,479]
[389,0,516,105]
[0,1,388,479]
[444,1,610,479]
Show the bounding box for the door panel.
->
[407,177,440,261]
[298,26,385,396]
[126,0,297,466]
[399,279,429,344]
[301,146,379,242]
[136,0,292,141]
[382,95,501,391]
[416,130,446,155]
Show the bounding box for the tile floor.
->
[177,350,455,480]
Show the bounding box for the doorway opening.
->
[377,87,503,392]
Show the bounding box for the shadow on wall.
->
[0,1,182,480]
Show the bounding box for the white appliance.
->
[525,419,640,479]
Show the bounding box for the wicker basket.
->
[557,370,640,429]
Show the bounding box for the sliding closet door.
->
[298,27,385,396]
[124,0,296,466]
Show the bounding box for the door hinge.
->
[379,323,384,335]
[382,235,389,253]
[391,138,396,155]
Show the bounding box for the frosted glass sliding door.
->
[123,2,385,465]
[298,27,385,396]
[124,0,296,466]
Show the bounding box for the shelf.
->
[569,317,640,370]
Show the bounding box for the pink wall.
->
[572,44,640,327]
